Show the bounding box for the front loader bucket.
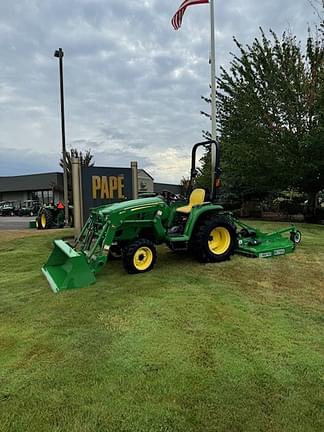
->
[42,240,96,293]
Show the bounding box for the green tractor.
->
[36,202,73,230]
[42,140,301,293]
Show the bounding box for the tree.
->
[199,26,324,217]
[179,176,191,197]
[196,149,211,189]
[59,148,95,198]
[60,148,94,180]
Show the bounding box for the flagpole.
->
[209,0,217,195]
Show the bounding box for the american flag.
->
[171,0,209,30]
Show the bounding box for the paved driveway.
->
[0,216,34,230]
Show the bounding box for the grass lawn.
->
[0,221,323,432]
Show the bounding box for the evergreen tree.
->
[199,26,324,216]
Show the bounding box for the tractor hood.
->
[90,197,165,217]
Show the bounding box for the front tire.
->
[192,215,236,263]
[123,239,157,274]
[36,216,41,230]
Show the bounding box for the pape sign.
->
[81,166,133,219]
[92,175,125,200]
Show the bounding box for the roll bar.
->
[189,139,221,202]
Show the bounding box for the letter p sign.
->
[92,176,101,199]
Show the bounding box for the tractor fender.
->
[183,205,226,238]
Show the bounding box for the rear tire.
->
[39,208,54,229]
[123,239,157,274]
[192,215,236,263]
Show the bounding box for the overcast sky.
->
[0,0,320,182]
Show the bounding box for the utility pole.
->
[54,48,69,225]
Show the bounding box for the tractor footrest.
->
[169,241,188,251]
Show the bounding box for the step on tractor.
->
[42,140,301,293]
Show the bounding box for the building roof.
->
[0,172,63,192]
[154,182,181,195]
[138,169,154,181]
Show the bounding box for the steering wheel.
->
[160,190,179,205]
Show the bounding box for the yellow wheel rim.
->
[41,213,47,228]
[133,247,153,271]
[208,227,231,255]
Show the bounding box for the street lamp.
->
[54,47,69,225]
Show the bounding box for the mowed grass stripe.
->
[0,222,323,432]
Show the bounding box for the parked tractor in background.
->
[36,202,73,230]
[17,200,40,217]
[42,140,301,293]
[0,201,18,216]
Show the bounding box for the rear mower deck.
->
[234,219,300,258]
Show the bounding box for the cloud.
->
[0,146,58,176]
[0,0,319,182]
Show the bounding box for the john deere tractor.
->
[36,202,73,229]
[42,140,301,293]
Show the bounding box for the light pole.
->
[54,47,69,225]
[209,0,217,195]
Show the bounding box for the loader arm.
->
[42,197,169,292]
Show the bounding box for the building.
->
[0,170,181,206]
[138,171,182,196]
[0,172,63,205]
[138,169,154,193]
[154,182,181,196]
